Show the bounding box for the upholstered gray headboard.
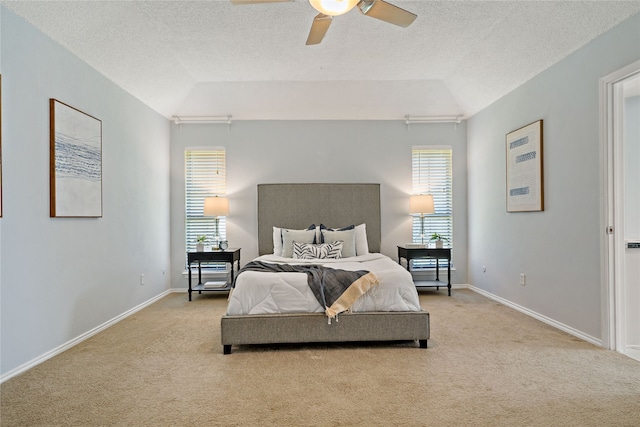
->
[257,183,381,255]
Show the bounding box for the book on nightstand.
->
[203,281,227,289]
[405,243,427,249]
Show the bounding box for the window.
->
[185,148,227,256]
[412,146,453,268]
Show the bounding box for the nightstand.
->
[187,248,240,301]
[397,246,452,296]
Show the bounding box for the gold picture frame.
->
[506,120,544,212]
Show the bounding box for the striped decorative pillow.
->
[292,241,343,260]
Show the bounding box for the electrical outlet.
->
[520,273,526,286]
[482,265,486,273]
[140,274,145,285]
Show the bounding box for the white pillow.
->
[281,229,316,258]
[273,227,284,256]
[354,223,369,255]
[321,228,356,258]
[293,241,343,259]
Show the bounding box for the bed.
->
[220,183,430,354]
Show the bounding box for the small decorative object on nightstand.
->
[397,245,452,296]
[429,233,449,249]
[196,235,207,252]
[187,248,240,301]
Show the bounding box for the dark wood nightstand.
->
[187,248,240,301]
[398,246,452,296]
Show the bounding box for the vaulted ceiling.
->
[4,1,640,120]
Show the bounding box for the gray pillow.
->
[273,224,317,255]
[321,228,356,258]
[281,228,316,258]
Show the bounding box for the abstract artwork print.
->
[50,99,102,217]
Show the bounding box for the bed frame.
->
[220,183,430,354]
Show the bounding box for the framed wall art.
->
[506,120,544,212]
[50,99,102,217]
[1,74,3,218]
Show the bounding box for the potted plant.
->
[429,233,449,248]
[196,235,207,252]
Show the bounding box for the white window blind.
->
[412,146,453,267]
[185,148,227,255]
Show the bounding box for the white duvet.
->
[226,253,421,315]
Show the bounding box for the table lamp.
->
[204,196,229,249]
[409,194,434,245]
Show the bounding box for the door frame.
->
[599,60,640,352]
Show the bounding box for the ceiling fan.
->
[231,0,417,45]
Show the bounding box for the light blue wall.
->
[0,8,4,366]
[0,7,171,377]
[467,13,640,341]
[169,120,468,288]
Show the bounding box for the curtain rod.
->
[172,115,232,125]
[404,115,464,124]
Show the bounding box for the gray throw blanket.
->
[234,261,379,318]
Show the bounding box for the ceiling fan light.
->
[309,0,359,16]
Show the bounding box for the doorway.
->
[601,61,640,362]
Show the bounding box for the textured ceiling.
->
[4,1,640,120]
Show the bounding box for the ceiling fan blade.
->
[306,14,332,45]
[357,0,417,27]
[231,0,292,4]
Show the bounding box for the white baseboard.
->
[468,285,602,347]
[624,346,640,362]
[0,290,172,384]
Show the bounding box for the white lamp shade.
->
[309,0,359,16]
[409,194,435,214]
[204,196,229,217]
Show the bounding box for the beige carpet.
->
[2,289,639,426]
